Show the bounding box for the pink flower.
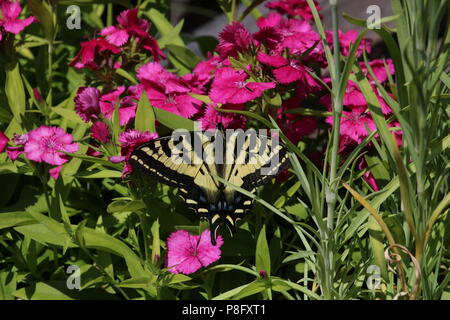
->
[200,104,247,130]
[166,229,223,275]
[118,129,158,176]
[257,52,319,89]
[320,79,366,110]
[216,22,253,58]
[69,38,121,70]
[0,131,8,153]
[0,0,36,37]
[253,26,282,52]
[99,86,137,126]
[145,87,202,119]
[6,146,22,161]
[100,9,164,61]
[137,62,190,94]
[90,122,110,143]
[277,97,318,143]
[209,67,275,104]
[326,107,377,152]
[74,87,101,122]
[24,126,79,166]
[192,56,231,86]
[360,59,395,84]
[119,129,158,158]
[109,155,126,163]
[266,0,320,21]
[12,133,28,145]
[327,30,372,57]
[49,166,62,180]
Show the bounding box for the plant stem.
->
[321,0,343,299]
[327,0,342,231]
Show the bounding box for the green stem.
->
[322,0,343,299]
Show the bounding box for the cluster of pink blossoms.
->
[0,0,36,42]
[0,127,79,180]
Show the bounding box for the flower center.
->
[289,60,301,70]
[166,95,176,104]
[190,248,198,257]
[235,81,247,88]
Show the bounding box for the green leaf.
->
[135,91,156,133]
[145,9,184,46]
[153,106,196,131]
[0,271,16,300]
[107,200,146,214]
[116,68,137,84]
[27,0,54,42]
[151,219,160,262]
[51,107,85,124]
[256,225,271,275]
[0,211,36,230]
[157,19,184,48]
[166,44,202,72]
[75,170,123,179]
[14,211,148,278]
[232,280,266,300]
[14,282,73,300]
[5,62,26,123]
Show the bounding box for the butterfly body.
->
[129,125,289,244]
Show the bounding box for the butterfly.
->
[129,124,290,244]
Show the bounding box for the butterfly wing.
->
[129,132,221,216]
[222,131,290,224]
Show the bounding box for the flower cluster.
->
[69,8,164,71]
[0,0,36,43]
[0,127,79,180]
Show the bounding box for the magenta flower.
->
[192,56,231,86]
[24,126,79,166]
[100,9,164,61]
[257,52,319,90]
[360,59,395,84]
[99,86,137,126]
[90,122,110,144]
[276,97,317,144]
[74,87,101,122]
[119,129,158,158]
[117,129,158,177]
[6,146,22,161]
[0,131,8,153]
[326,30,372,57]
[69,38,121,70]
[145,87,201,119]
[0,0,36,40]
[209,67,275,104]
[266,0,320,21]
[200,104,247,130]
[137,62,190,94]
[49,165,62,180]
[166,229,223,275]
[325,107,377,152]
[216,22,253,58]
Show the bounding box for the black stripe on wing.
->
[129,137,195,190]
[241,141,290,191]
